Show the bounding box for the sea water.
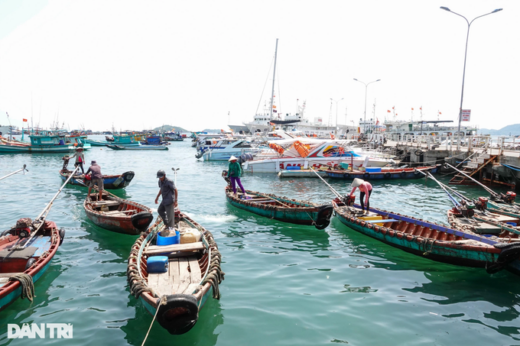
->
[1,137,520,345]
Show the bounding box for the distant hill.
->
[153,125,190,133]
[479,124,520,136]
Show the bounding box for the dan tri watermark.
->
[8,323,73,339]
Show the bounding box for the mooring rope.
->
[9,273,35,301]
[141,295,167,346]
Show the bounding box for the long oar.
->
[445,163,499,197]
[0,164,28,181]
[309,167,343,199]
[16,166,80,249]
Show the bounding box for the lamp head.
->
[376,79,381,82]
[440,6,450,11]
[492,8,503,13]
[353,78,358,81]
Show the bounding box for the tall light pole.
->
[353,79,380,134]
[440,6,502,149]
[330,98,344,136]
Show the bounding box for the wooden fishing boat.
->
[127,212,224,334]
[59,169,135,189]
[84,192,153,235]
[0,218,64,310]
[107,144,168,150]
[332,197,520,274]
[324,164,440,180]
[223,171,332,229]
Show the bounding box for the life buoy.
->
[384,173,391,179]
[59,228,65,246]
[156,294,199,335]
[363,173,370,179]
[315,205,333,230]
[131,212,154,232]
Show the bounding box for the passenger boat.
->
[324,165,440,180]
[107,143,168,150]
[84,192,153,235]
[85,138,110,146]
[242,138,395,173]
[223,171,333,229]
[332,198,520,274]
[59,170,135,189]
[127,212,224,334]
[0,218,64,310]
[197,138,262,161]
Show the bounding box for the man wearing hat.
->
[86,160,104,201]
[155,170,178,229]
[70,147,85,174]
[227,156,246,197]
[350,178,373,214]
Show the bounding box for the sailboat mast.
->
[270,38,279,120]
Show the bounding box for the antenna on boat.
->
[270,38,278,121]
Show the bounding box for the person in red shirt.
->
[70,147,85,174]
[350,178,373,214]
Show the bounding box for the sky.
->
[0,0,518,132]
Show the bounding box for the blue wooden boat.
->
[0,132,91,153]
[107,144,168,150]
[59,169,135,189]
[332,197,520,275]
[324,164,440,180]
[127,212,223,334]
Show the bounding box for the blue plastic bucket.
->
[157,230,180,246]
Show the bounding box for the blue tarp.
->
[502,164,520,172]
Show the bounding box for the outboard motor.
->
[461,203,475,218]
[13,218,33,238]
[505,191,517,204]
[342,195,355,206]
[475,197,488,212]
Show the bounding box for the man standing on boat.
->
[70,147,85,174]
[86,160,104,201]
[227,156,246,198]
[155,170,178,230]
[350,178,373,214]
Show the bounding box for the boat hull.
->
[325,165,439,180]
[243,157,392,173]
[0,144,79,153]
[59,171,135,189]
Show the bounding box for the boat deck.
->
[147,255,202,297]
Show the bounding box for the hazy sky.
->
[0,0,518,132]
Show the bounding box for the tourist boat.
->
[242,138,395,173]
[0,132,91,153]
[332,198,520,274]
[108,134,140,147]
[0,218,64,310]
[127,212,224,334]
[324,165,440,180]
[59,170,135,189]
[84,192,153,235]
[164,132,184,141]
[107,143,168,150]
[223,171,333,229]
[197,138,262,161]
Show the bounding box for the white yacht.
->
[197,138,263,161]
[242,138,395,173]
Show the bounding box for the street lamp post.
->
[353,79,380,134]
[330,98,344,137]
[440,6,502,150]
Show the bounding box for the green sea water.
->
[1,137,520,345]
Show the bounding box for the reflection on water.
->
[2,139,520,345]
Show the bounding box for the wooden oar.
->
[16,166,79,249]
[0,164,28,181]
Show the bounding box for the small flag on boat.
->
[411,108,414,110]
[6,112,9,118]
[387,110,390,113]
[23,118,28,122]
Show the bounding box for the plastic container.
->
[340,162,350,170]
[286,166,301,171]
[157,230,180,246]
[181,228,202,244]
[365,167,382,173]
[147,256,168,273]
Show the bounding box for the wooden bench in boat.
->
[147,256,202,296]
[145,242,204,256]
[100,211,127,217]
[92,200,120,207]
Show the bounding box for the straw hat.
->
[352,178,364,188]
[229,156,238,162]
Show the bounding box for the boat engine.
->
[505,191,517,204]
[343,195,356,206]
[12,218,33,238]
[475,197,488,212]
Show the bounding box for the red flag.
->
[23,118,28,122]
[376,118,380,125]
[411,108,414,110]
[392,106,395,110]
[439,111,442,115]
[387,110,390,113]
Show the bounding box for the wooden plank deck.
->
[147,256,202,297]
